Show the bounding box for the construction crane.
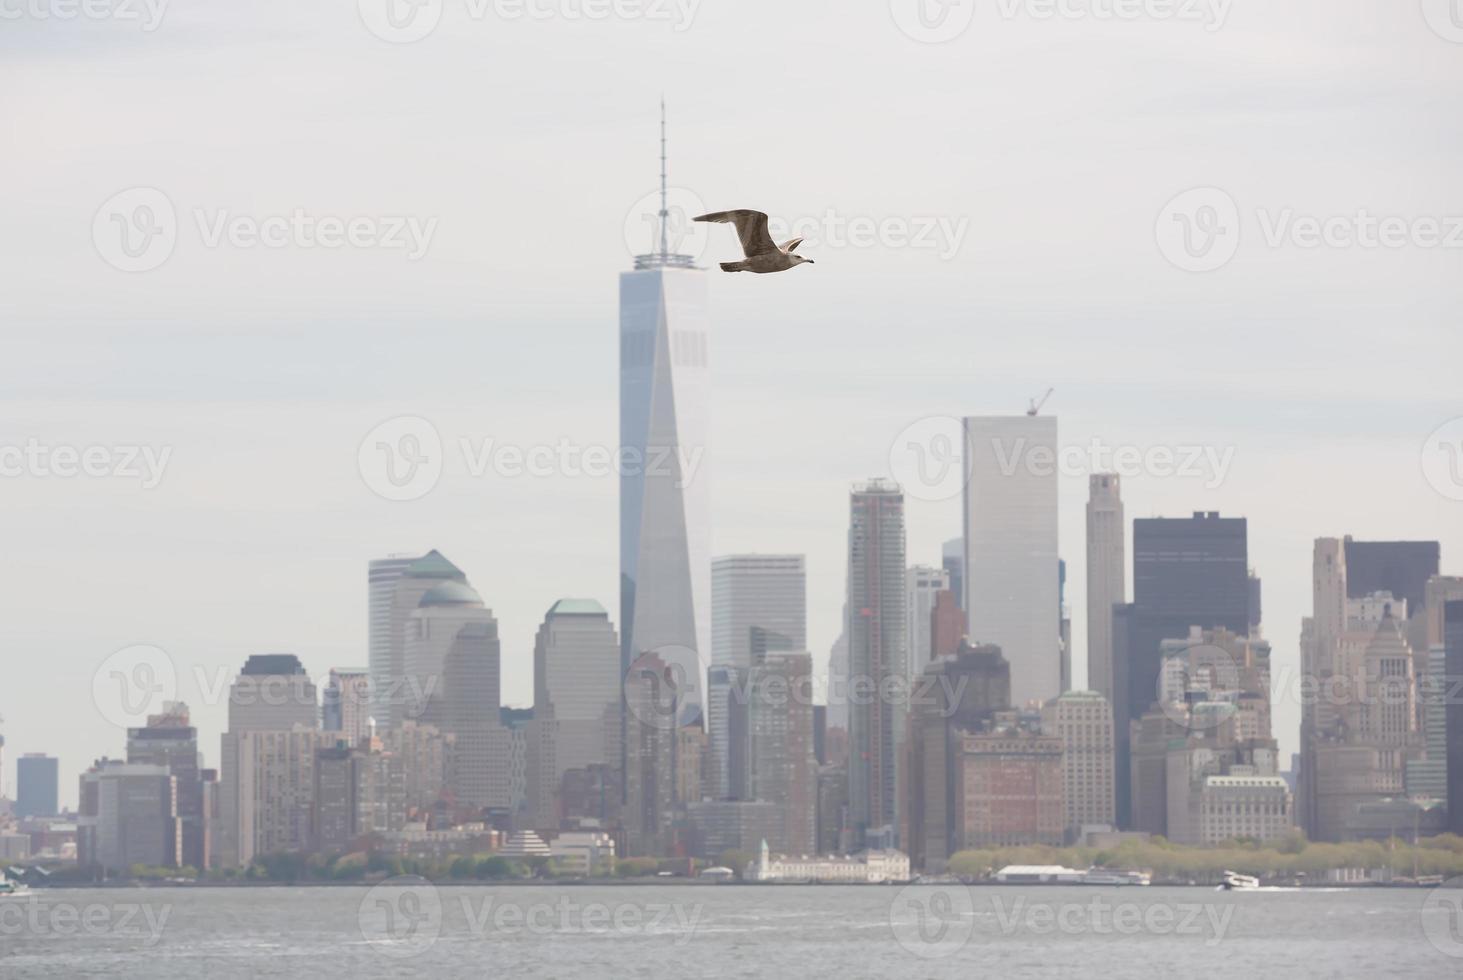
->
[1027,388,1054,416]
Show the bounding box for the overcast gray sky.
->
[2,0,1461,805]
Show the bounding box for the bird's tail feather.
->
[719,261,745,273]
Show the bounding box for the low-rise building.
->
[748,839,909,883]
[499,829,552,861]
[376,821,500,861]
[1196,774,1293,844]
[0,833,31,860]
[549,830,616,876]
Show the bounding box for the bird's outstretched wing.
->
[779,237,804,253]
[694,210,776,257]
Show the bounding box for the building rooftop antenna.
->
[659,95,669,261]
[635,99,696,271]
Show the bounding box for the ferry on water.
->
[1220,871,1261,891]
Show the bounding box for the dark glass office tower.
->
[1446,601,1463,836]
[1114,512,1249,826]
[16,754,59,819]
[1343,540,1440,611]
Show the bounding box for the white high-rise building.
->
[904,565,949,684]
[368,554,416,728]
[1085,474,1124,701]
[527,599,622,828]
[962,415,1061,708]
[711,555,807,670]
[619,107,710,722]
[218,654,319,868]
[227,729,339,864]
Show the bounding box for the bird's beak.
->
[806,259,816,264]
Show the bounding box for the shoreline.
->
[16,877,1450,890]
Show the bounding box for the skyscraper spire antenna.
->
[659,95,669,260]
[633,98,696,270]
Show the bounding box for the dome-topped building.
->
[419,580,484,608]
[401,568,508,812]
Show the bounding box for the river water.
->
[2,882,1460,977]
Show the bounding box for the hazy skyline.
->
[3,0,1462,804]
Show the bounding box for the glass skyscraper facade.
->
[618,249,710,721]
[711,555,807,671]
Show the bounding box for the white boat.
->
[0,877,30,898]
[1219,871,1260,891]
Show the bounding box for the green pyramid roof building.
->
[404,549,466,582]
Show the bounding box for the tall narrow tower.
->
[963,415,1061,708]
[1085,474,1124,700]
[846,479,907,847]
[619,100,710,721]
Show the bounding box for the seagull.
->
[694,209,815,273]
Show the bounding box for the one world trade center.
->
[619,102,710,723]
